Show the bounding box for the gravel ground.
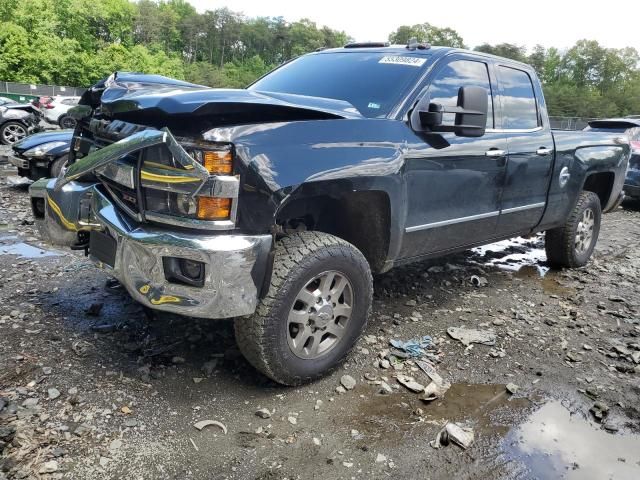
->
[1,164,640,480]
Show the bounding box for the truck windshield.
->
[249,52,430,118]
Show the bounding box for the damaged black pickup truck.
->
[30,44,630,385]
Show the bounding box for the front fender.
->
[203,119,410,247]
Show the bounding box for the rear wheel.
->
[235,231,373,385]
[58,115,76,129]
[0,121,27,145]
[545,191,601,268]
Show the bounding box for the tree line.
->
[1,0,638,117]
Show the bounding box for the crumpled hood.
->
[84,72,362,132]
[13,129,73,154]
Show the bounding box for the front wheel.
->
[50,154,68,178]
[235,231,373,385]
[545,191,602,268]
[0,121,28,145]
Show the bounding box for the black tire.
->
[545,191,601,268]
[58,115,76,129]
[50,154,68,178]
[235,231,373,385]
[0,121,28,145]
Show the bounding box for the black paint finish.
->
[78,47,630,272]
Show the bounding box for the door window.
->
[498,66,539,130]
[427,59,494,128]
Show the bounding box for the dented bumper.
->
[29,178,271,319]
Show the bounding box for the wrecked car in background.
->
[0,100,42,145]
[8,130,73,182]
[584,118,640,200]
[29,44,630,385]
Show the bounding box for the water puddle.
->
[514,265,574,295]
[0,235,59,258]
[345,383,534,444]
[472,236,548,275]
[503,400,640,479]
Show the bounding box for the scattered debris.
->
[396,374,425,393]
[447,327,496,346]
[470,275,488,287]
[109,439,122,452]
[340,375,357,391]
[48,388,61,400]
[590,402,609,422]
[376,453,387,463]
[416,360,450,401]
[193,420,228,434]
[71,340,93,357]
[255,408,271,419]
[6,175,33,187]
[389,336,434,357]
[379,381,393,395]
[124,418,138,428]
[431,423,475,449]
[39,461,59,474]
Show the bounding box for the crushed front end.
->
[29,119,271,319]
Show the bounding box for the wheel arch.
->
[274,181,395,274]
[581,171,615,211]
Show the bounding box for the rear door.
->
[400,54,508,258]
[494,65,554,236]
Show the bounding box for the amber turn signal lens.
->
[197,197,231,220]
[203,150,233,174]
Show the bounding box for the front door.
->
[400,56,507,259]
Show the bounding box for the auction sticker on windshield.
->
[378,56,426,67]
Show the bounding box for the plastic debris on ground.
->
[396,374,425,393]
[470,275,488,287]
[6,175,33,186]
[446,326,496,346]
[416,359,451,401]
[389,336,434,357]
[430,423,475,450]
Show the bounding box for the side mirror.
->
[410,86,488,138]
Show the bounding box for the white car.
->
[43,96,80,129]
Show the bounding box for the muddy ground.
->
[1,163,640,480]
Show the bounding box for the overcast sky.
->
[187,0,640,52]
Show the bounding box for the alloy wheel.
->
[575,208,595,254]
[2,124,27,144]
[287,270,354,359]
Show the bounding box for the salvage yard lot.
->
[1,165,640,479]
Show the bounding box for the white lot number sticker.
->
[379,56,426,67]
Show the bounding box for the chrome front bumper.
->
[30,178,272,319]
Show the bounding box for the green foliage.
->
[472,40,639,117]
[0,0,347,88]
[388,23,465,48]
[474,43,528,63]
[1,1,639,118]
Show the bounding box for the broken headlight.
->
[141,142,235,223]
[22,141,67,158]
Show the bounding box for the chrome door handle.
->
[536,147,553,156]
[485,149,506,157]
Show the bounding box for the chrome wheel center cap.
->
[311,302,334,328]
